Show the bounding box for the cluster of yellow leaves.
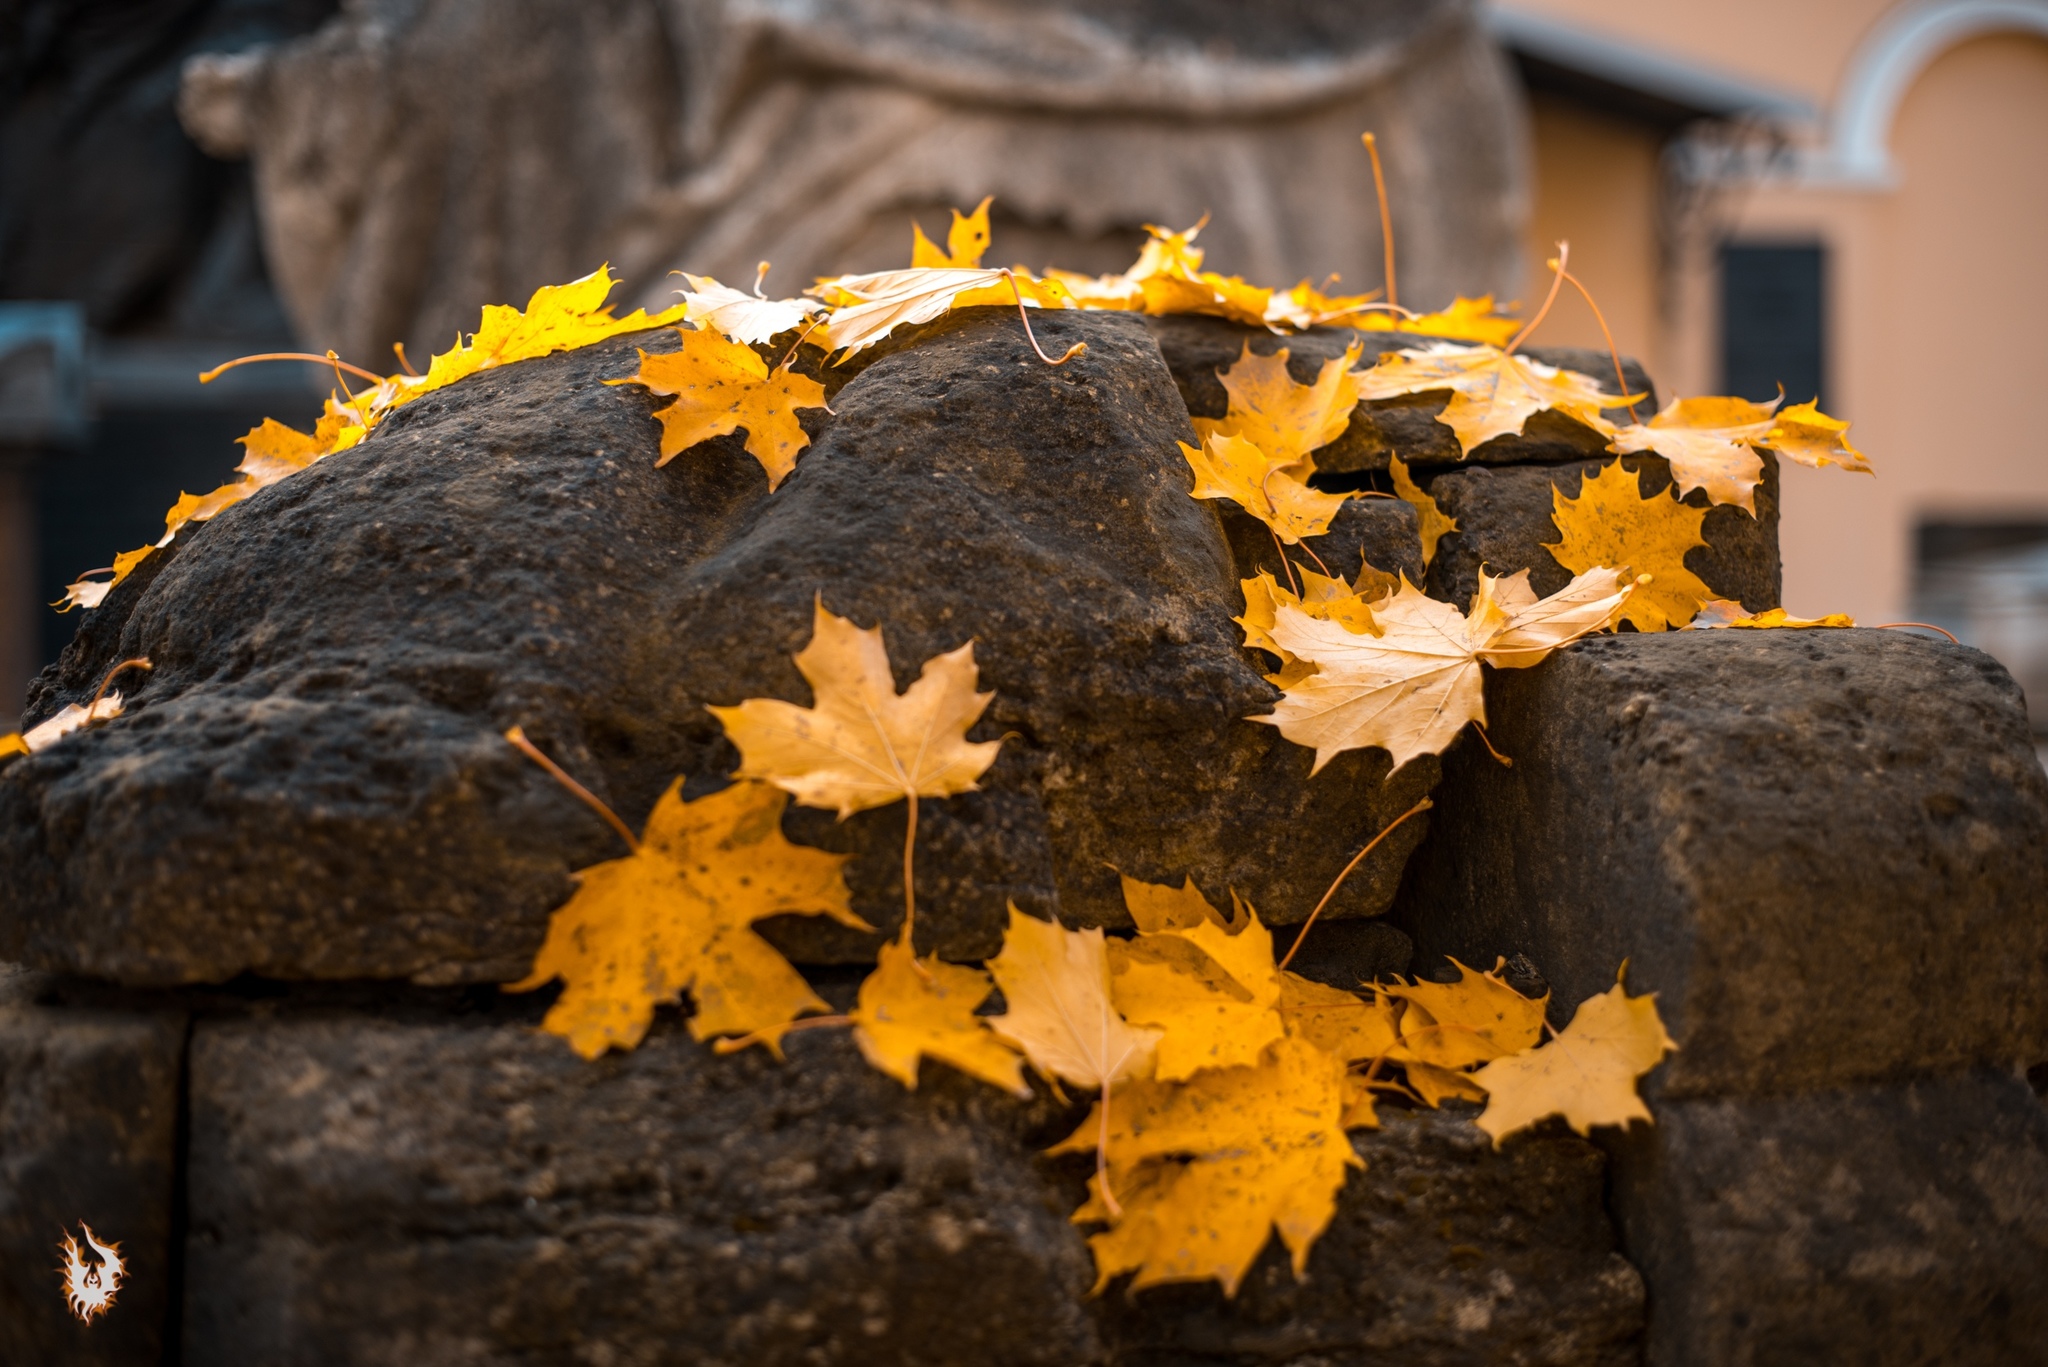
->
[516,601,1006,1057]
[1179,342,1362,544]
[62,267,687,610]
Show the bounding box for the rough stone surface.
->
[0,969,185,1366]
[1222,496,1427,590]
[1,307,1435,984]
[1418,454,1781,614]
[1394,629,2048,1097]
[1605,1071,2048,1367]
[1100,1105,1645,1367]
[182,1008,1642,1366]
[1144,314,1658,473]
[183,1009,1101,1367]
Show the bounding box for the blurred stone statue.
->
[179,0,1529,364]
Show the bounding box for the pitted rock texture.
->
[1394,629,2048,1097]
[182,1010,1102,1367]
[1144,314,1658,474]
[180,1008,1642,1367]
[0,971,184,1367]
[1,306,1436,985]
[1417,454,1782,616]
[1606,1071,2048,1367]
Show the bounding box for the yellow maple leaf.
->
[1607,395,1777,512]
[708,599,1002,819]
[910,197,993,268]
[1388,454,1456,567]
[611,328,829,490]
[1763,399,1872,473]
[1546,459,1715,631]
[1384,958,1548,1070]
[1191,341,1364,466]
[1471,972,1675,1145]
[1353,343,1640,457]
[677,271,823,345]
[413,265,688,396]
[850,933,1029,1096]
[1690,600,1855,630]
[1181,433,1349,545]
[1258,566,1636,773]
[1051,1034,1358,1295]
[506,779,865,1058]
[1354,295,1522,347]
[1107,877,1286,1082]
[1403,1060,1488,1107]
[986,904,1161,1089]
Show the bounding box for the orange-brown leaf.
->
[613,328,828,490]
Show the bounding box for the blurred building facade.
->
[1492,0,2048,732]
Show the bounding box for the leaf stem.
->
[1270,527,1301,596]
[1277,796,1433,972]
[392,342,421,377]
[198,352,385,386]
[1470,720,1514,767]
[1361,133,1397,312]
[1553,265,1640,421]
[1874,621,1960,643]
[1097,1074,1121,1218]
[503,726,641,854]
[1001,271,1086,366]
[1297,542,1334,580]
[711,1014,851,1053]
[86,657,151,720]
[902,791,919,949]
[1503,241,1570,356]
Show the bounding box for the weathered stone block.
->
[183,1010,1641,1366]
[1099,1105,1645,1367]
[1396,629,2048,1097]
[1144,314,1657,473]
[1419,454,1781,614]
[1,307,1435,984]
[1605,1071,2048,1367]
[0,970,184,1366]
[183,1011,1104,1367]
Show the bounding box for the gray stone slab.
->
[1605,1070,2048,1367]
[1395,629,2048,1098]
[183,1011,1642,1366]
[0,983,185,1365]
[1418,453,1781,615]
[1144,313,1657,473]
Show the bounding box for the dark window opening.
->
[1719,243,1826,408]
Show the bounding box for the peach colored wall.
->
[1733,33,2048,622]
[1511,3,2048,624]
[1521,96,1667,380]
